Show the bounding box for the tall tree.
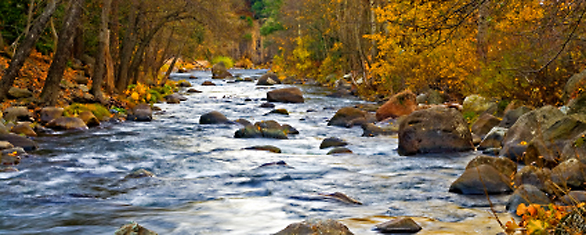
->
[90,0,112,103]
[40,0,85,105]
[0,0,61,101]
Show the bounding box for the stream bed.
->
[0,69,512,234]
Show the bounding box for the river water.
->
[0,69,512,234]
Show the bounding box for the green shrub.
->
[212,56,234,69]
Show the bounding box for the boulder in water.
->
[449,164,513,195]
[11,123,36,137]
[127,104,152,122]
[267,87,304,103]
[78,111,101,127]
[465,155,517,178]
[398,107,473,155]
[328,107,373,128]
[200,111,231,124]
[0,134,38,151]
[327,147,353,155]
[506,184,550,213]
[320,137,348,149]
[211,62,232,79]
[256,73,281,85]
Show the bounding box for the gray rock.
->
[506,184,550,213]
[211,62,232,79]
[40,107,64,123]
[471,113,501,139]
[0,134,38,151]
[514,165,551,192]
[320,137,348,149]
[328,107,372,128]
[449,164,513,195]
[550,158,586,190]
[3,106,33,123]
[46,117,89,130]
[327,147,353,155]
[256,73,281,85]
[375,217,422,233]
[200,111,231,124]
[465,155,517,178]
[478,127,508,151]
[267,87,304,103]
[398,107,473,155]
[361,123,397,137]
[498,106,532,128]
[500,105,565,161]
[558,191,586,206]
[127,104,152,122]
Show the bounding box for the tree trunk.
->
[90,0,112,103]
[40,0,84,106]
[104,31,115,94]
[109,0,119,73]
[159,41,186,86]
[115,0,139,92]
[0,0,60,101]
[477,0,490,64]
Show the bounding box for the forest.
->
[0,0,585,107]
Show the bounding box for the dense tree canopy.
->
[0,0,585,106]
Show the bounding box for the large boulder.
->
[78,111,100,127]
[274,219,354,235]
[256,73,281,85]
[478,127,508,151]
[465,155,517,178]
[514,165,552,192]
[375,90,417,121]
[506,184,551,214]
[499,105,565,161]
[550,158,586,190]
[199,111,231,124]
[11,123,37,137]
[398,107,473,155]
[40,107,64,123]
[560,130,586,164]
[267,87,304,103]
[524,115,586,167]
[463,95,497,115]
[3,106,33,123]
[0,134,38,151]
[564,68,586,102]
[328,107,374,128]
[449,164,513,195]
[46,117,89,130]
[211,62,232,79]
[127,104,152,122]
[498,106,533,128]
[471,113,501,139]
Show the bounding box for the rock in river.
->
[375,217,422,234]
[114,222,158,235]
[127,103,153,122]
[375,90,417,121]
[46,117,88,130]
[200,111,231,124]
[398,107,473,155]
[267,87,304,103]
[328,107,373,128]
[449,164,513,195]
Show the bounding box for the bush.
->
[212,56,234,69]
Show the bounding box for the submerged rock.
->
[125,169,155,179]
[327,147,353,155]
[244,145,282,153]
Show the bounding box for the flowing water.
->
[0,69,512,235]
